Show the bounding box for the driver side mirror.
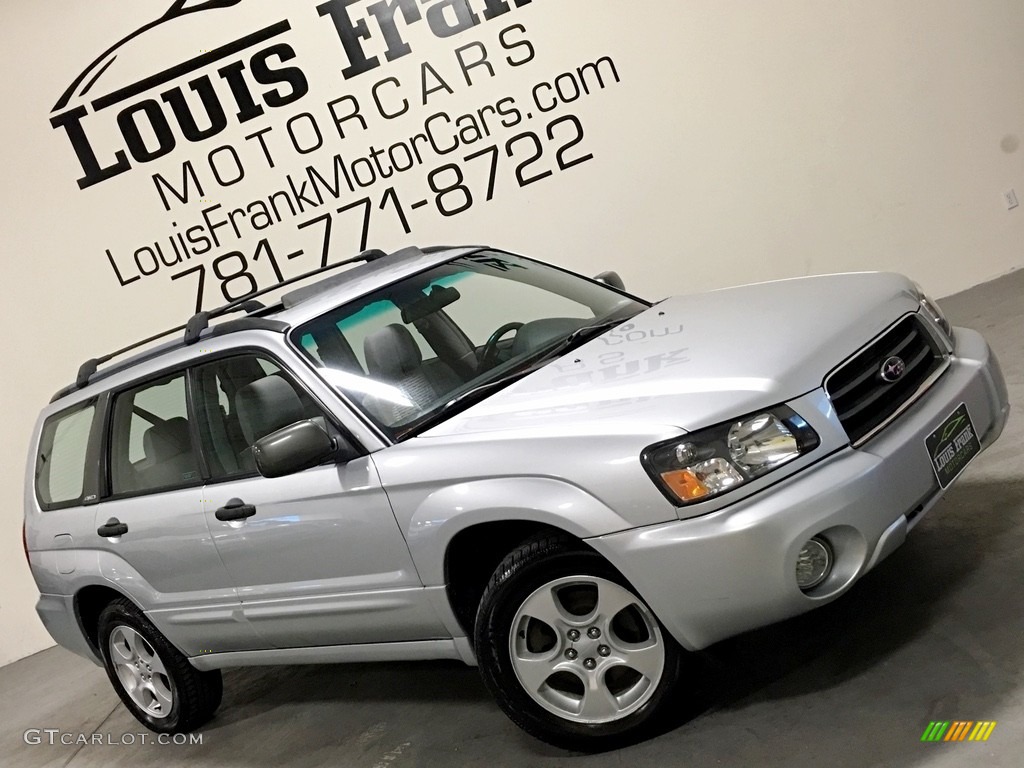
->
[594,271,625,291]
[253,420,339,479]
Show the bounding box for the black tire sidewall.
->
[98,600,186,732]
[475,544,681,750]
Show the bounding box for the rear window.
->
[36,403,96,508]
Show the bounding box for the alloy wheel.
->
[508,575,665,724]
[108,625,174,719]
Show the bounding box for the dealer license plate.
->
[925,403,981,489]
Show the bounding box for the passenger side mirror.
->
[594,271,625,291]
[252,420,337,479]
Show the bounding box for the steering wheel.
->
[480,322,524,370]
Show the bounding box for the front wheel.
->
[98,598,222,732]
[475,534,683,750]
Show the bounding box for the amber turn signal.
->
[660,469,711,501]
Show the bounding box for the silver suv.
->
[25,246,1009,749]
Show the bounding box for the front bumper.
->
[589,327,1009,651]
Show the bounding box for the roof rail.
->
[60,248,390,399]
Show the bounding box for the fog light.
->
[796,537,833,591]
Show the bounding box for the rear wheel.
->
[98,598,222,732]
[475,534,683,750]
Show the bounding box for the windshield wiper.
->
[532,315,631,363]
[394,363,542,439]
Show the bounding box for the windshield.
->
[291,250,646,440]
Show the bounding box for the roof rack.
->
[280,245,424,309]
[59,248,389,400]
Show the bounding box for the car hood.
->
[421,272,921,438]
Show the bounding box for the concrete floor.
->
[2,270,1022,768]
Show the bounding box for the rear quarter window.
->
[35,403,96,509]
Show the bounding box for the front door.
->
[192,353,445,649]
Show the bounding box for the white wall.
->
[1,0,1021,667]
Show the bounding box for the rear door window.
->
[109,373,201,495]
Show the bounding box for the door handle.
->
[215,498,257,522]
[97,518,128,538]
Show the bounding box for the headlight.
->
[642,406,820,505]
[913,282,953,340]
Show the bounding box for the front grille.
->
[825,314,946,445]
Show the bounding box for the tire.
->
[97,598,222,733]
[474,533,683,751]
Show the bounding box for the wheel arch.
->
[406,476,633,585]
[405,477,634,644]
[75,583,141,660]
[443,520,592,643]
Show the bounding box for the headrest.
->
[142,417,192,464]
[217,356,267,400]
[364,324,422,379]
[235,375,306,446]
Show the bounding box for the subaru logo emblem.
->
[880,356,907,383]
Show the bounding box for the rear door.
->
[192,352,445,649]
[92,370,262,655]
